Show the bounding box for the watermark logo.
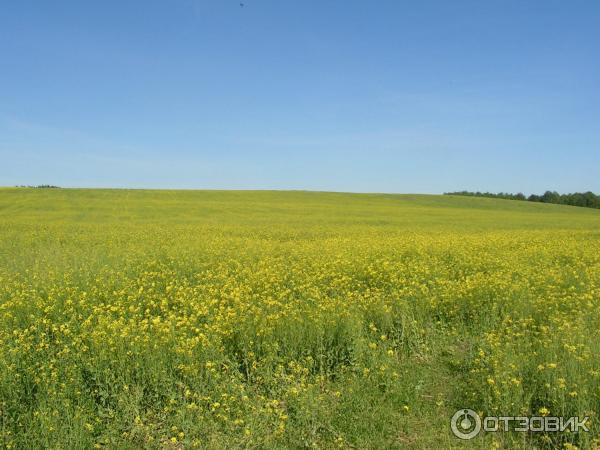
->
[450,409,589,440]
[451,409,481,440]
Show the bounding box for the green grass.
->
[1,188,599,449]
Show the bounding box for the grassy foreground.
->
[1,188,599,449]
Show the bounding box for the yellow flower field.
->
[0,189,599,448]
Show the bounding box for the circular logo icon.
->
[451,409,481,440]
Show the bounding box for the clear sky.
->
[1,1,599,193]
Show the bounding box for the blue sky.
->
[1,1,599,193]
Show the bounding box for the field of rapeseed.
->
[1,188,599,449]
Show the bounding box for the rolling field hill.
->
[1,188,599,449]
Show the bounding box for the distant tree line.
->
[15,185,61,189]
[445,190,600,209]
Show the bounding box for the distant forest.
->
[15,185,61,189]
[445,190,600,209]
